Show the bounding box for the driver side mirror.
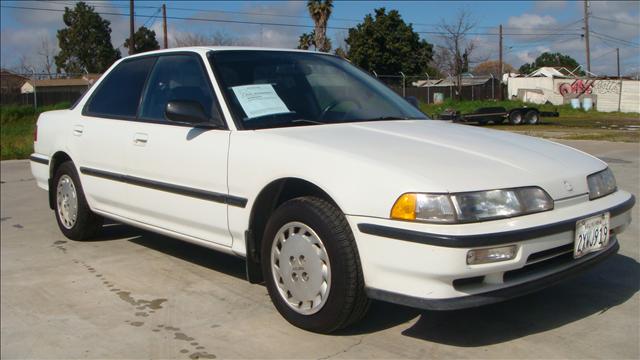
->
[165,100,223,127]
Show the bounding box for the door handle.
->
[133,133,149,146]
[73,125,84,136]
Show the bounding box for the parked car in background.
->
[30,47,635,333]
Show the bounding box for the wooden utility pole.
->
[616,48,620,78]
[617,47,622,112]
[162,4,168,49]
[583,0,591,76]
[498,24,503,100]
[129,0,135,55]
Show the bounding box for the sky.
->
[1,0,639,76]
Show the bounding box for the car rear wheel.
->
[524,110,540,125]
[262,196,369,333]
[53,161,103,240]
[509,111,523,125]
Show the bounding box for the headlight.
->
[587,168,617,200]
[391,187,553,223]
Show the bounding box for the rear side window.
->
[140,55,215,121]
[85,57,155,118]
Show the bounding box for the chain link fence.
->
[0,72,94,108]
[375,73,506,104]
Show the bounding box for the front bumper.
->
[348,191,634,310]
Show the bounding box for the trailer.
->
[440,107,559,125]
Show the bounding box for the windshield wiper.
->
[291,119,325,125]
[349,116,424,122]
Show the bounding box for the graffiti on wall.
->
[558,79,594,95]
[558,79,621,96]
[592,80,622,94]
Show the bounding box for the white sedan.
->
[30,47,635,333]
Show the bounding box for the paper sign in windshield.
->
[231,84,291,119]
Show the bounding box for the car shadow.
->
[87,222,638,343]
[333,254,639,342]
[80,222,146,242]
[126,228,247,281]
[400,253,639,346]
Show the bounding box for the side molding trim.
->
[79,166,247,208]
[29,155,49,165]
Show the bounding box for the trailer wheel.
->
[524,110,539,125]
[509,111,523,125]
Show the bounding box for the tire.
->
[524,110,539,125]
[53,161,103,240]
[509,111,523,125]
[261,196,369,333]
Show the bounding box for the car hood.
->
[265,120,606,200]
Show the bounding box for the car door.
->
[124,53,233,246]
[73,57,156,218]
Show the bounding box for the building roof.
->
[526,66,576,78]
[1,69,29,79]
[28,78,91,87]
[412,77,495,87]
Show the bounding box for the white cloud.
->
[515,46,551,65]
[533,1,567,12]
[507,14,558,30]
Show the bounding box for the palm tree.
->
[297,32,315,50]
[307,0,333,52]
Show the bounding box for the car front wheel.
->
[53,161,103,240]
[261,196,369,333]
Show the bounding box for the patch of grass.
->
[1,103,70,160]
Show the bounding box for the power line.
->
[590,15,640,28]
[45,0,539,30]
[0,4,586,36]
[590,33,640,49]
[142,6,162,28]
[590,48,618,62]
[590,30,640,47]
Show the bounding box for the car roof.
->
[125,46,329,59]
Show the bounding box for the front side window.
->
[85,57,155,118]
[210,50,427,130]
[140,55,216,121]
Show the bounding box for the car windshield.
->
[209,50,428,130]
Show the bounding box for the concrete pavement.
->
[1,139,638,359]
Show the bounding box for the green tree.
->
[55,1,120,74]
[125,26,160,54]
[298,32,315,50]
[345,8,433,75]
[473,60,515,77]
[334,47,347,58]
[297,30,332,51]
[307,0,333,52]
[518,52,584,75]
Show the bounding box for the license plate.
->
[574,212,610,259]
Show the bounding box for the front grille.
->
[504,250,574,282]
[452,276,484,289]
[526,243,574,265]
[454,238,615,291]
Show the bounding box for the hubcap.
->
[270,222,331,315]
[56,174,78,229]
